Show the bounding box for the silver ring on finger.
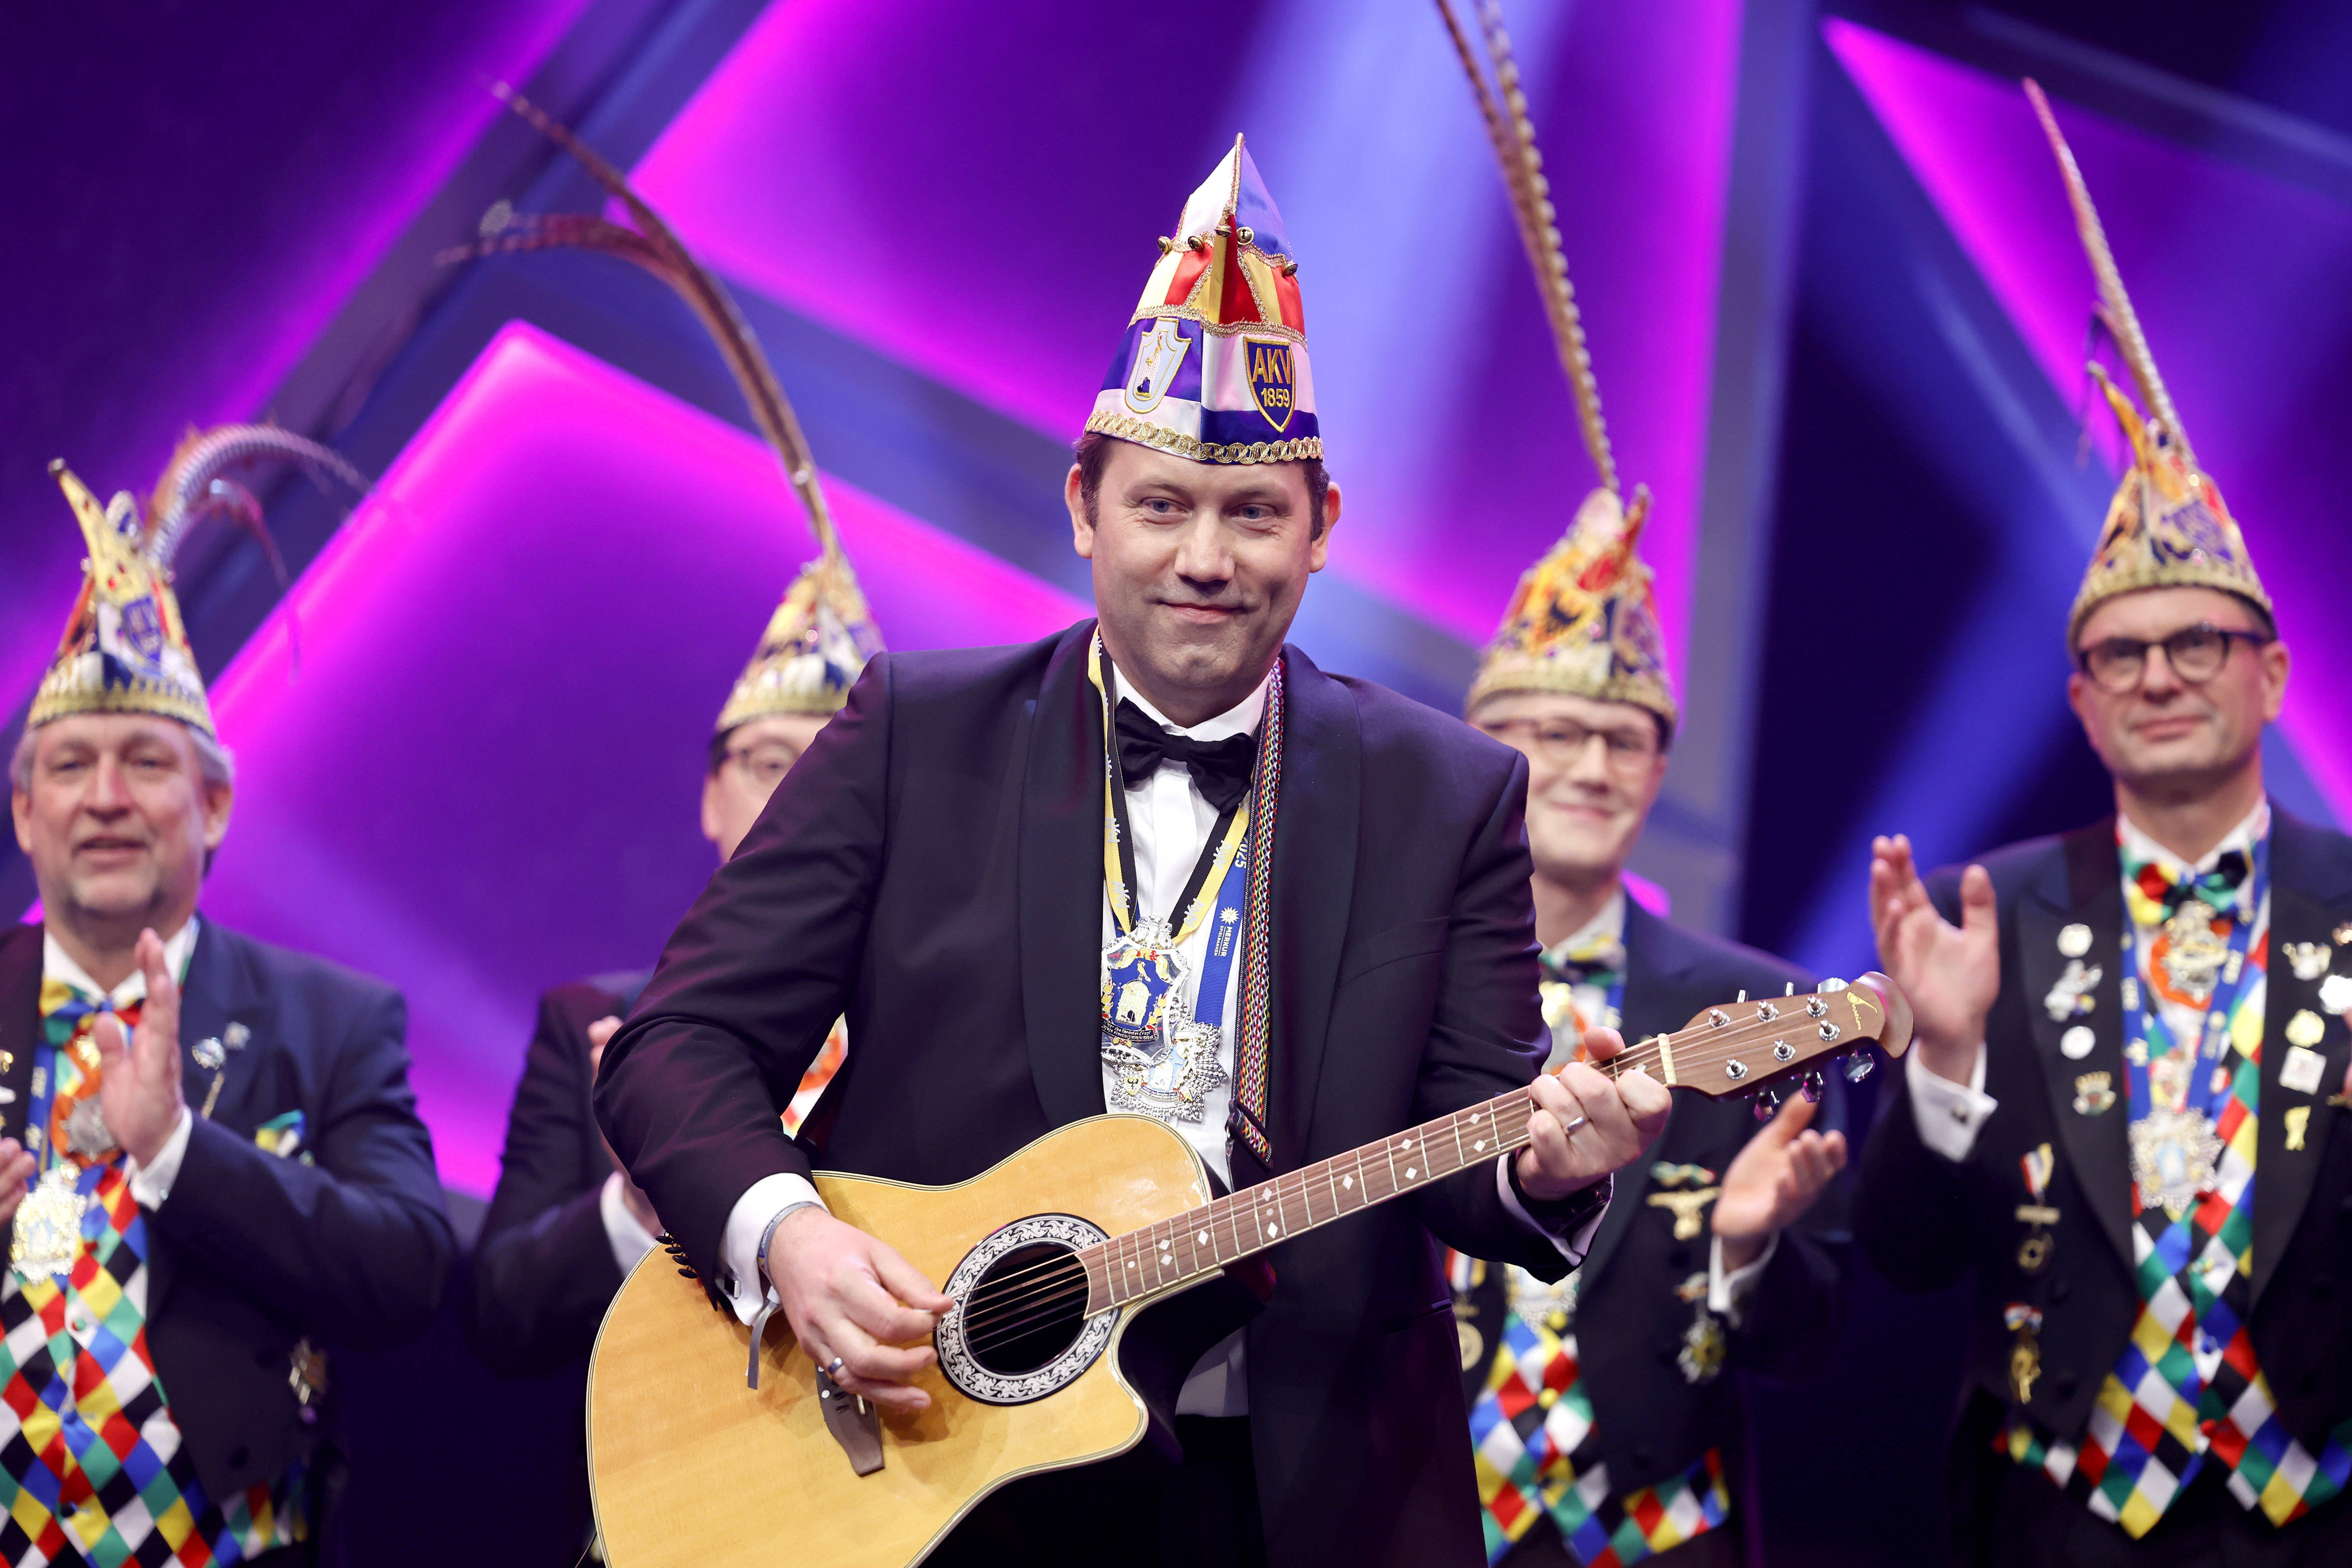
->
[1558,1114,1588,1135]
[823,1355,847,1379]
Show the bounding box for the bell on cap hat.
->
[1441,0,1677,736]
[1084,135,1320,467]
[2023,80,2271,647]
[32,427,364,740]
[458,85,883,724]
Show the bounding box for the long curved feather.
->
[483,83,840,563]
[143,425,367,569]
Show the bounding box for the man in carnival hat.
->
[596,134,1673,1566]
[1862,81,2352,1565]
[458,99,876,1555]
[2,432,451,1567]
[1431,10,1851,1565]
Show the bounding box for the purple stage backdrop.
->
[1830,20,2352,818]
[630,0,1742,656]
[194,324,1086,1194]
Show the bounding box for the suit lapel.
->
[0,926,41,1148]
[1018,627,1114,1131]
[1270,647,1358,1169]
[2018,824,2135,1268]
[2249,814,2352,1309]
[1577,902,1692,1285]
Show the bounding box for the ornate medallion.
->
[2155,900,2229,1003]
[1104,1017,1228,1125]
[2128,1105,2223,1219]
[11,1165,87,1280]
[1455,1308,1485,1372]
[63,1096,115,1163]
[1678,1306,1727,1385]
[1505,1263,1579,1331]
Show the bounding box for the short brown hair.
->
[1074,431,1331,540]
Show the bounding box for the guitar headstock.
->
[1659,971,1913,1107]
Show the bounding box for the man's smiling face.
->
[11,714,231,934]
[1066,439,1337,724]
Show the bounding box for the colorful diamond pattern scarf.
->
[2003,890,2352,1534]
[1468,1298,1729,1565]
[0,981,302,1567]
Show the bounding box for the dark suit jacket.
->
[1857,810,2352,1529]
[0,918,453,1506]
[599,624,1569,1568]
[1458,903,1850,1527]
[469,972,649,1377]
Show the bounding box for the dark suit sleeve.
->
[1729,1163,1852,1381]
[469,988,628,1375]
[596,656,893,1282]
[149,986,454,1349]
[1405,747,1568,1278]
[1857,1083,1987,1294]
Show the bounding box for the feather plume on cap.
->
[32,426,362,738]
[2022,79,2270,645]
[450,86,881,725]
[1439,0,1676,733]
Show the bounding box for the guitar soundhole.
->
[961,1244,1088,1375]
[935,1212,1118,1406]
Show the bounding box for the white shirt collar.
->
[2116,799,2270,879]
[43,917,201,1010]
[1542,887,1628,965]
[1118,666,1272,744]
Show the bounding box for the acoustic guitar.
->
[587,973,1911,1568]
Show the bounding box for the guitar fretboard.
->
[1076,982,1886,1314]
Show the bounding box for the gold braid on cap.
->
[1433,0,1616,496]
[2023,79,2198,480]
[458,84,844,569]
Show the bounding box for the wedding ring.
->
[823,1356,846,1379]
[1558,1115,1588,1135]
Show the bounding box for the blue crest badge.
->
[1125,321,1193,415]
[1244,338,1295,433]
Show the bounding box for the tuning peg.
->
[1799,1071,1824,1103]
[1753,1087,1783,1122]
[1843,1053,1876,1083]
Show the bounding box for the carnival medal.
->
[12,1165,87,1281]
[2128,1104,2224,1220]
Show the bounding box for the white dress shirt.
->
[718,669,1611,1404]
[1904,800,2272,1163]
[40,919,201,1208]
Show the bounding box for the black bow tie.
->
[1115,700,1260,813]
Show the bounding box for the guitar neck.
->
[1078,1037,1670,1315]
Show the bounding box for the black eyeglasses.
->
[2076,622,2270,694]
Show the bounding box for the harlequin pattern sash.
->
[1467,1302,1729,1565]
[1,982,301,1567]
[2003,857,2352,1533]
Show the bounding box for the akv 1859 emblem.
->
[1244,338,1296,433]
[1123,321,1193,415]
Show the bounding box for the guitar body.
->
[587,1115,1216,1568]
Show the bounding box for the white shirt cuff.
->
[599,1171,660,1275]
[718,1172,827,1325]
[1906,1043,1996,1162]
[128,1105,195,1209]
[1495,1155,1608,1263]
[1708,1230,1777,1324]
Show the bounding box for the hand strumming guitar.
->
[1869,834,1999,1086]
[766,1208,953,1414]
[1515,1026,1673,1202]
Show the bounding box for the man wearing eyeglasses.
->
[1860,90,2352,1566]
[1448,486,1852,1568]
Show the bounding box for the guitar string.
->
[951,994,1875,1335]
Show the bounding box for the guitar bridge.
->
[816,1363,884,1476]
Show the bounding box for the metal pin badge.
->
[2057,924,2093,959]
[193,1038,229,1120]
[2060,1026,2096,1060]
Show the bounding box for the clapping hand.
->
[1714,1092,1846,1271]
[93,928,186,1166]
[1869,835,1997,1085]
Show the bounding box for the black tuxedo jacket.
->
[0,919,453,1506]
[470,971,648,1377]
[600,623,1568,1567]
[1458,904,1849,1513]
[1857,810,2352,1512]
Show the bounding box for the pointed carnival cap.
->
[462,86,883,726]
[2024,81,2271,646]
[1439,0,1676,734]
[1083,135,1320,466]
[29,427,363,740]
